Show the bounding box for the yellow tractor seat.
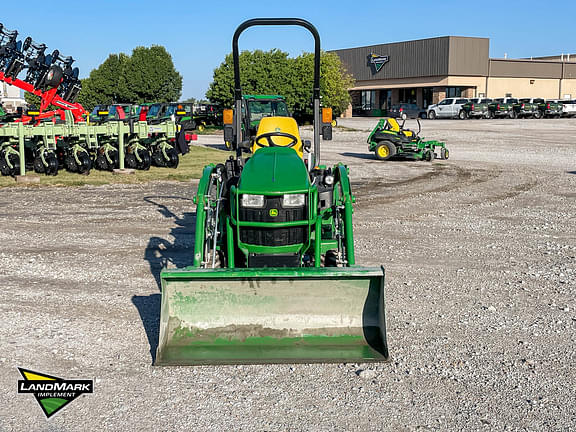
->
[383,117,413,137]
[253,116,303,158]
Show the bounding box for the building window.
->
[361,90,377,110]
[446,87,464,98]
[399,88,417,104]
[379,90,391,111]
[422,88,433,108]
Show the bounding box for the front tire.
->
[440,148,449,160]
[374,141,396,161]
[428,110,437,120]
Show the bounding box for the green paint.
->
[171,289,275,308]
[157,342,382,365]
[238,147,309,192]
[40,398,68,415]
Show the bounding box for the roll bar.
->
[231,18,322,165]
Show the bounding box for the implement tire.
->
[374,141,396,161]
[440,147,449,160]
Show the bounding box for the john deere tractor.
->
[156,18,388,366]
[367,117,449,161]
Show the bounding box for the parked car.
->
[460,98,492,119]
[388,103,426,120]
[487,98,518,118]
[427,98,470,119]
[513,98,544,118]
[555,100,576,117]
[540,100,564,118]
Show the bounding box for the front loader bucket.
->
[156,266,387,365]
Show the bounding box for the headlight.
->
[241,194,265,208]
[283,193,305,208]
[324,175,334,186]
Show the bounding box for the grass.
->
[0,145,228,188]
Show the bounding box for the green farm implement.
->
[0,111,177,177]
[367,117,449,161]
[156,18,388,366]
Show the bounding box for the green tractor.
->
[156,18,388,366]
[223,94,290,149]
[367,117,449,161]
[243,94,289,132]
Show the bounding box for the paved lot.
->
[0,118,574,431]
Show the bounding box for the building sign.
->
[368,53,390,73]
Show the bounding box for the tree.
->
[207,49,295,109]
[77,53,129,109]
[119,46,182,104]
[293,51,354,117]
[206,49,354,116]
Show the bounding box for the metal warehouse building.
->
[332,36,576,116]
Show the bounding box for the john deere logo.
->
[17,368,94,418]
[368,53,390,73]
[269,209,278,217]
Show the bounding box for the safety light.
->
[324,175,334,186]
[223,109,234,125]
[241,194,265,208]
[321,107,332,124]
[283,194,305,208]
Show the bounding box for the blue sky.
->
[3,1,575,99]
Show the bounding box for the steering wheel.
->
[255,131,298,148]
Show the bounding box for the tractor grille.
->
[239,196,307,246]
[240,227,306,246]
[248,253,301,267]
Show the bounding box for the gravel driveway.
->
[0,118,574,431]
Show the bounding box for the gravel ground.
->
[0,118,575,431]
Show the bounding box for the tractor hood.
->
[239,147,310,193]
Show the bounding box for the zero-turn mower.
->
[156,18,388,366]
[367,117,449,161]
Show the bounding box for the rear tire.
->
[509,110,517,119]
[136,148,151,170]
[458,110,467,120]
[44,65,64,88]
[424,149,435,162]
[374,141,396,161]
[534,110,543,119]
